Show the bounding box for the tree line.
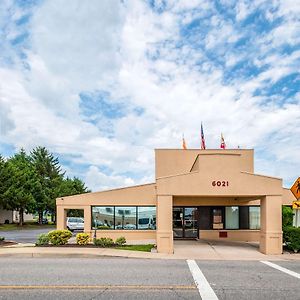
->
[0,146,90,225]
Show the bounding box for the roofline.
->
[241,171,282,181]
[58,182,156,199]
[154,148,254,151]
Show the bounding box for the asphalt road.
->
[0,228,54,243]
[0,228,82,243]
[0,257,299,300]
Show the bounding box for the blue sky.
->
[0,0,299,191]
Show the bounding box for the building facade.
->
[56,149,296,255]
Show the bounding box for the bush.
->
[94,237,114,247]
[35,233,50,246]
[284,226,300,253]
[0,236,5,242]
[48,230,72,245]
[115,236,126,246]
[76,233,90,245]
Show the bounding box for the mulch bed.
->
[0,241,18,247]
[36,244,115,248]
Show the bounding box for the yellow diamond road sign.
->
[291,177,300,200]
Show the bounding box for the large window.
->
[225,206,239,229]
[138,207,156,230]
[115,207,137,230]
[92,206,156,230]
[92,206,114,229]
[249,207,260,229]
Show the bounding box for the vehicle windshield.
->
[138,218,150,225]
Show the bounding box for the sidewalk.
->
[1,240,300,261]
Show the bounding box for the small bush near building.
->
[0,236,5,242]
[48,230,72,246]
[115,236,126,246]
[93,237,114,247]
[284,226,300,253]
[76,233,90,245]
[35,233,50,246]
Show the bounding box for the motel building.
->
[56,148,297,255]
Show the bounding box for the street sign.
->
[292,201,300,209]
[291,177,300,200]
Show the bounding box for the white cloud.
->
[0,0,299,191]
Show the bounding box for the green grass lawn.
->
[115,244,154,252]
[0,223,55,231]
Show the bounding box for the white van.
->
[138,216,156,230]
[66,217,84,232]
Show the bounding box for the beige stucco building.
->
[56,149,296,255]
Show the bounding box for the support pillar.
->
[84,206,92,234]
[156,195,173,254]
[56,206,67,230]
[260,195,282,255]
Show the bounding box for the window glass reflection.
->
[115,207,137,230]
[92,207,114,229]
[225,206,239,229]
[138,207,156,230]
[249,207,260,229]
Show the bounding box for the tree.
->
[30,147,64,224]
[57,177,90,218]
[0,150,36,225]
[0,155,10,208]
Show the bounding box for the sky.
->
[0,0,299,191]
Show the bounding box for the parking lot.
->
[0,257,299,299]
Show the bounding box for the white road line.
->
[261,261,300,279]
[187,260,219,300]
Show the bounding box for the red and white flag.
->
[220,133,226,149]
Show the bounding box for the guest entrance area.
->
[173,207,198,239]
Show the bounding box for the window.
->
[225,206,239,229]
[138,207,156,230]
[249,207,260,229]
[115,207,137,230]
[92,206,114,229]
[212,208,223,229]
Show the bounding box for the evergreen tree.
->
[30,147,64,224]
[1,150,36,225]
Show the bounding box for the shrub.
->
[0,236,5,242]
[94,237,114,247]
[284,226,300,253]
[48,230,72,246]
[76,233,90,245]
[35,233,50,246]
[115,236,126,246]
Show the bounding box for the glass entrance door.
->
[173,207,198,239]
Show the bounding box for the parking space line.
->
[261,261,300,279]
[187,260,219,300]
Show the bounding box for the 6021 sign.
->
[212,180,229,187]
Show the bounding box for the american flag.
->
[201,123,206,149]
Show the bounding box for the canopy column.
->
[156,195,173,254]
[260,195,282,254]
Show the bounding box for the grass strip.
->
[115,244,154,252]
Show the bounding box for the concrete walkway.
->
[1,239,300,261]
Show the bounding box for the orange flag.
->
[182,135,187,149]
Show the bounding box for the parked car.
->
[66,217,84,232]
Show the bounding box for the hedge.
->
[284,226,300,253]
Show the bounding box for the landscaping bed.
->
[0,239,17,247]
[35,230,156,252]
[35,244,155,252]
